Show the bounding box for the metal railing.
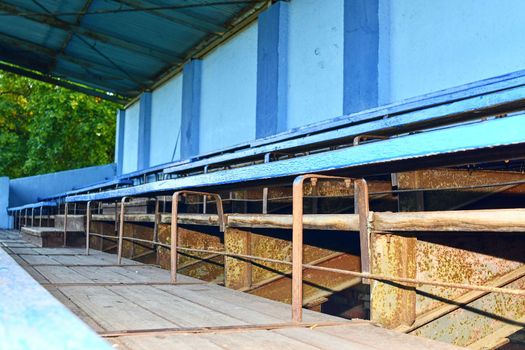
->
[78,174,525,324]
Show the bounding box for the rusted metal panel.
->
[371,233,417,329]
[397,169,525,211]
[413,276,525,347]
[249,253,361,305]
[415,235,524,316]
[224,227,252,290]
[157,223,224,282]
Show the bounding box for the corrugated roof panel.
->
[0,0,268,101]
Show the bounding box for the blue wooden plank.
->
[66,114,525,202]
[162,82,525,176]
[7,201,57,212]
[0,246,112,350]
[250,68,525,147]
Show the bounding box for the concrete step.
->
[21,226,85,248]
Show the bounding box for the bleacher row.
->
[8,69,525,214]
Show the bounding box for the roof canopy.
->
[0,0,267,103]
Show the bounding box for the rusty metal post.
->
[63,203,69,247]
[31,208,34,227]
[292,176,306,323]
[354,179,370,284]
[114,201,118,235]
[39,206,43,227]
[85,201,92,255]
[153,198,160,265]
[117,197,128,264]
[262,153,271,214]
[203,165,209,214]
[171,192,182,283]
[291,174,354,322]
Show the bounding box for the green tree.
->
[0,71,119,178]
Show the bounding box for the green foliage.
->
[0,71,119,178]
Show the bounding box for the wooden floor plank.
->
[318,325,461,350]
[114,334,225,350]
[108,285,246,327]
[200,329,323,350]
[21,265,50,284]
[157,285,284,324]
[275,327,375,350]
[34,265,93,283]
[19,254,60,265]
[70,266,139,283]
[158,284,339,323]
[59,286,177,331]
[47,288,106,333]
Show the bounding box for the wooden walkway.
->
[0,229,462,350]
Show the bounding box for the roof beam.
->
[0,2,183,64]
[53,0,93,70]
[0,62,128,104]
[113,0,225,34]
[0,32,153,83]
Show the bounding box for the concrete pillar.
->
[0,177,9,229]
[115,109,126,176]
[137,92,152,170]
[181,59,202,159]
[255,1,289,138]
[343,0,380,114]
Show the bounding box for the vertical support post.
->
[39,206,43,227]
[291,176,305,323]
[153,198,160,265]
[31,208,34,227]
[85,201,92,255]
[354,179,370,283]
[24,208,28,227]
[114,201,118,235]
[117,197,128,264]
[255,1,289,138]
[171,192,181,283]
[181,59,202,159]
[63,203,68,247]
[115,109,126,176]
[202,166,208,214]
[137,92,152,170]
[343,0,380,113]
[262,153,271,214]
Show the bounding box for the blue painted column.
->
[343,0,380,114]
[255,1,289,139]
[137,92,152,170]
[115,109,126,175]
[181,59,202,159]
[0,177,9,229]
